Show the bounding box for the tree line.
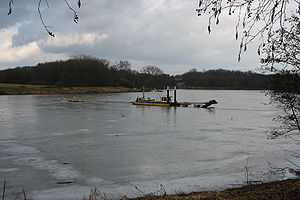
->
[179,68,271,89]
[0,55,274,90]
[0,55,175,89]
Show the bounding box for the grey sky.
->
[0,0,261,74]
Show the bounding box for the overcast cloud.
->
[0,0,261,74]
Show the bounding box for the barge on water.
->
[132,87,217,108]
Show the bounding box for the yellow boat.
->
[132,98,172,107]
[132,87,177,107]
[132,87,217,108]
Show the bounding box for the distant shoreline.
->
[0,84,139,95]
[0,84,265,95]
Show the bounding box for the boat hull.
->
[132,101,171,107]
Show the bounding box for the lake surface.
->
[0,90,298,199]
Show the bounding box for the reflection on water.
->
[0,90,298,199]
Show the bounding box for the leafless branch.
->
[38,0,55,37]
[8,0,81,37]
[64,0,79,23]
[22,189,27,200]
[128,182,146,197]
[197,0,298,61]
[7,0,13,15]
[285,158,300,168]
[2,180,5,200]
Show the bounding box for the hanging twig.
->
[7,0,82,37]
[64,0,79,23]
[2,180,5,200]
[196,0,297,61]
[7,0,13,15]
[22,189,27,200]
[38,0,55,37]
[285,158,300,168]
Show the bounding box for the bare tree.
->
[197,0,299,132]
[112,60,132,71]
[197,0,300,175]
[141,66,164,76]
[260,13,299,175]
[7,0,82,37]
[261,15,300,72]
[196,0,299,61]
[261,14,300,138]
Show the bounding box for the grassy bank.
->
[81,179,300,200]
[0,84,138,95]
[3,178,300,200]
[128,179,300,200]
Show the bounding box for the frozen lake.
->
[0,90,297,199]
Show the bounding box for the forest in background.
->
[0,55,272,90]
